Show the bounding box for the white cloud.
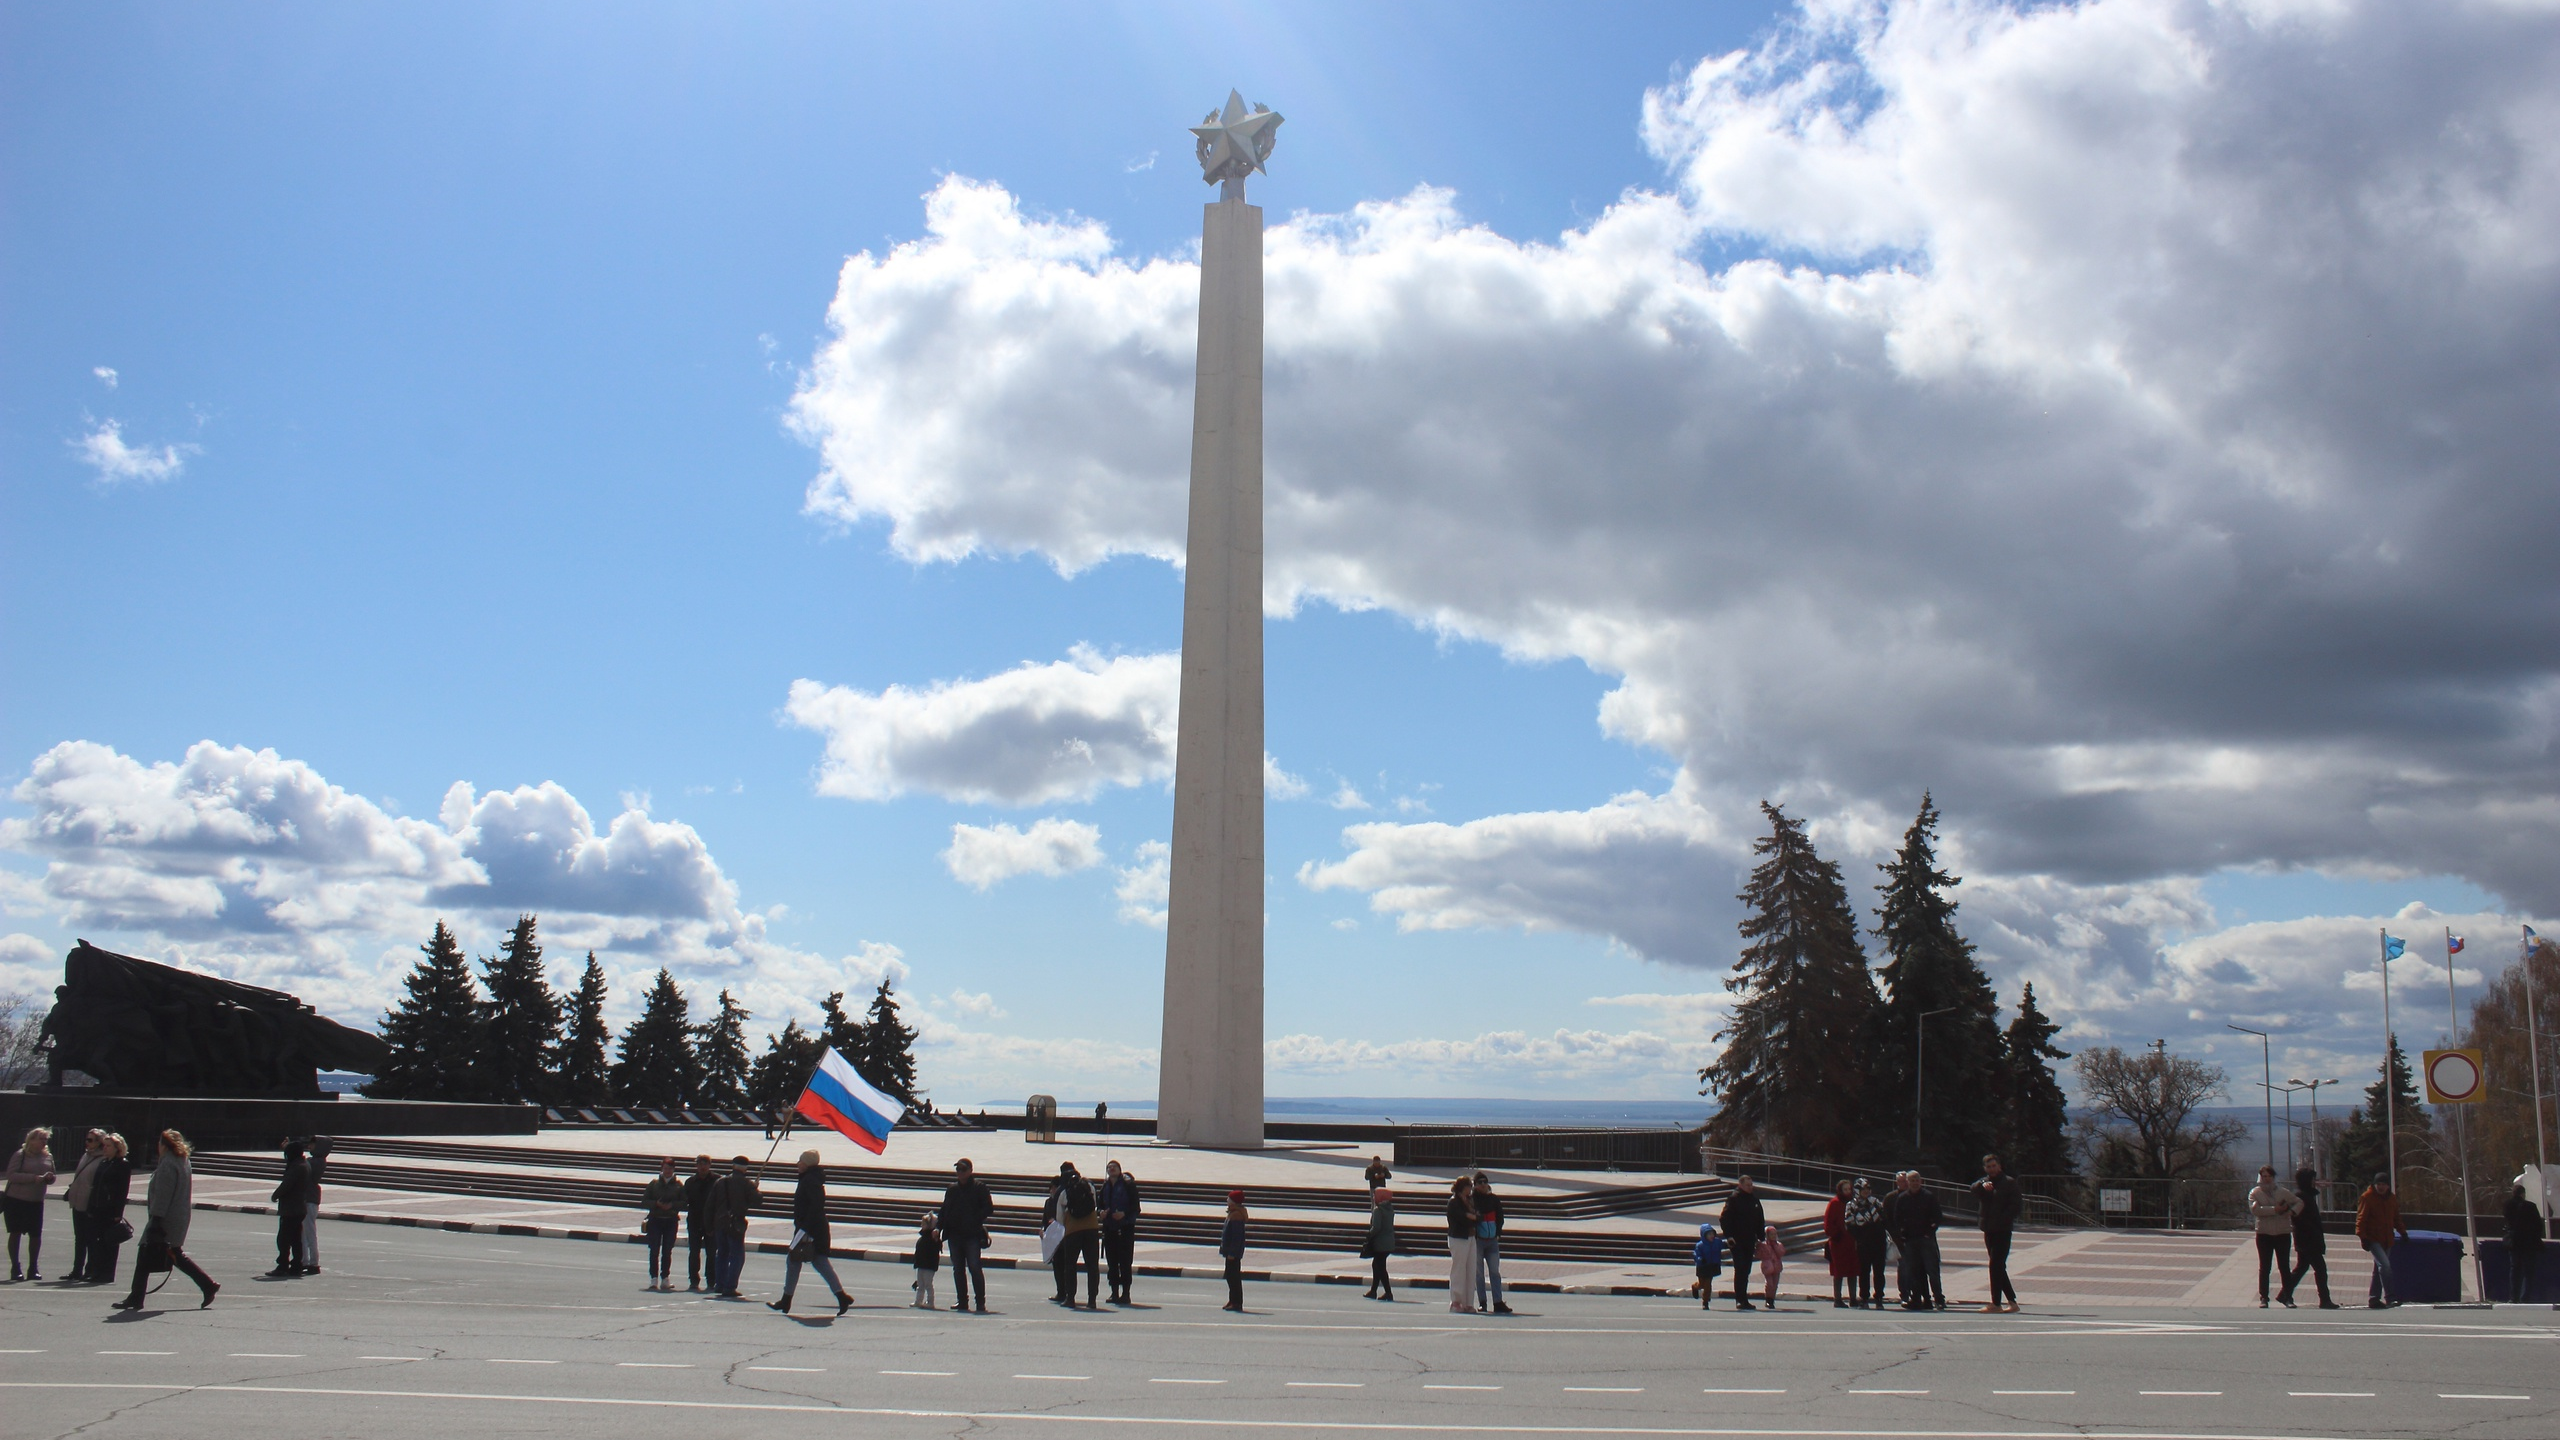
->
[0,932,55,998]
[785,646,1178,806]
[943,988,1006,1019]
[1113,840,1170,928]
[72,419,194,485]
[783,0,2560,1071]
[1265,754,1309,800]
[1267,1026,1685,1083]
[1326,780,1371,811]
[940,816,1106,890]
[92,367,118,389]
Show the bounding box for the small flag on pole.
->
[794,1047,904,1155]
[2446,934,2465,955]
[2382,934,2406,960]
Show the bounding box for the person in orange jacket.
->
[2353,1172,2409,1308]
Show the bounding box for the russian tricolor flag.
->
[795,1047,904,1155]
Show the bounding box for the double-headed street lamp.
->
[2228,1024,2275,1173]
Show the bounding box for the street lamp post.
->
[2228,1024,2275,1173]
[1916,1006,1958,1159]
[2290,1076,2338,1202]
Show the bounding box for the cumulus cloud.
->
[1113,840,1171,927]
[786,646,1178,806]
[72,419,194,485]
[1265,754,1309,801]
[785,0,2560,1071]
[92,367,118,389]
[1267,1026,1685,1083]
[941,817,1106,889]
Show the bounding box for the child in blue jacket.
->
[1693,1223,1726,1309]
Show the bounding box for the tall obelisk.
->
[1158,91,1281,1149]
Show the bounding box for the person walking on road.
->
[1443,1177,1479,1313]
[116,1129,216,1310]
[1846,1177,1888,1308]
[1693,1222,1726,1309]
[268,1142,312,1277]
[768,1150,852,1316]
[1822,1178,1855,1307]
[2277,1167,2338,1308]
[1471,1173,1512,1314]
[6,1127,56,1282]
[641,1157,684,1291]
[2355,1172,2407,1308]
[63,1130,104,1284]
[1360,1187,1397,1301]
[1894,1172,1947,1310]
[910,1211,942,1309]
[1721,1175,1767,1311]
[1219,1190,1248,1312]
[682,1154,717,1292]
[84,1134,132,1285]
[2247,1164,2300,1308]
[940,1158,993,1314]
[2501,1182,2545,1303]
[1101,1159,1141,1304]
[1972,1154,2024,1312]
[1046,1161,1101,1308]
[711,1155,760,1297]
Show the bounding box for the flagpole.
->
[764,1053,819,1168]
[2529,926,2550,1176]
[2381,928,2398,1196]
[2446,927,2481,1303]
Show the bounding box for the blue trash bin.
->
[2392,1230,2464,1303]
[2478,1239,2558,1303]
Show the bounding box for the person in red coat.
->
[1823,1178,1858,1308]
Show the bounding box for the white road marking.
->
[230,1354,304,1359]
[0,1350,43,1355]
[617,1363,691,1369]
[2442,1394,2531,1400]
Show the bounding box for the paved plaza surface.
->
[3,1209,2553,1440]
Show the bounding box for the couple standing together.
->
[1441,1172,1509,1314]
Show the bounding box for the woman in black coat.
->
[84,1135,133,1285]
[767,1150,851,1315]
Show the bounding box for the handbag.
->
[112,1216,134,1244]
[1038,1220,1064,1263]
[788,1229,818,1261]
[138,1219,171,1276]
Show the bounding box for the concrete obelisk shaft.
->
[1156,191,1265,1149]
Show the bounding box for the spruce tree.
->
[818,990,866,1061]
[695,988,752,1109]
[2330,1036,2436,1189]
[366,920,488,1101]
[480,914,562,1104]
[1866,794,2004,1173]
[557,953,613,1106]
[1699,801,1879,1160]
[860,979,922,1106]
[1999,982,2073,1174]
[610,969,701,1108]
[747,1019,823,1115]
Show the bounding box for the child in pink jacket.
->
[1756,1229,1785,1305]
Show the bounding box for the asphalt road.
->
[2,1208,2553,1439]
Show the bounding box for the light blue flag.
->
[2382,934,2406,960]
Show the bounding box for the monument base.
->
[1,1090,537,1164]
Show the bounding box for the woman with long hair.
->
[115,1130,217,1310]
[1443,1177,1478,1313]
[1823,1178,1857,1308]
[84,1134,133,1284]
[5,1126,56,1281]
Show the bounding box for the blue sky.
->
[7,1,2556,1106]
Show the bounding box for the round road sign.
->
[2425,1049,2483,1103]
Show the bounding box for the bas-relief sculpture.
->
[36,941,388,1096]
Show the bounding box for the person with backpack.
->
[1360,1187,1397,1301]
[1047,1161,1100,1308]
[940,1159,994,1313]
[2278,1167,2338,1308]
[1845,1177,1888,1308]
[1692,1222,1726,1309]
[1721,1176,1767,1311]
[1470,1173,1512,1314]
[1100,1159,1142,1304]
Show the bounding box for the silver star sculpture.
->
[1193,89,1282,195]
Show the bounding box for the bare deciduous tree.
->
[0,992,48,1086]
[2073,1043,2247,1179]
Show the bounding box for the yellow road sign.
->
[2422,1048,2484,1104]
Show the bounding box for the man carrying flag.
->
[794,1047,906,1155]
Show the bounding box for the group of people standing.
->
[1435,1168,1511,1314]
[3,1125,220,1310]
[1695,1155,2025,1313]
[1034,1159,1144,1307]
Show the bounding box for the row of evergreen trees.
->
[1699,795,2074,1176]
[364,915,922,1114]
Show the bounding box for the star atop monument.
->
[1192,89,1282,190]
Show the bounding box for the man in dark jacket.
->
[2278,1167,2338,1308]
[1100,1160,1142,1304]
[2503,1182,2546,1303]
[1971,1154,2023,1312]
[682,1154,718,1292]
[1720,1176,1768,1311]
[1880,1175,1912,1305]
[939,1158,994,1313]
[711,1155,760,1297]
[268,1144,311,1277]
[767,1150,851,1315]
[1892,1173,1946,1310]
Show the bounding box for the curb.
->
[190,1201,1676,1296]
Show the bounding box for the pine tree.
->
[1999,982,2073,1174]
[1865,794,2004,1173]
[860,979,922,1106]
[818,990,866,1061]
[1699,801,1879,1160]
[695,988,752,1109]
[365,921,488,1101]
[2330,1036,2437,1191]
[479,914,562,1104]
[610,969,701,1108]
[747,1019,823,1116]
[557,953,613,1106]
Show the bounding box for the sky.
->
[6,0,2557,1111]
